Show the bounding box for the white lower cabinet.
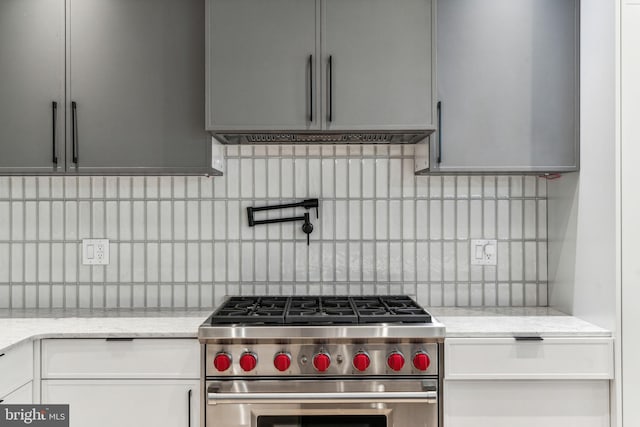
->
[41,379,199,427]
[0,381,33,404]
[0,341,34,398]
[445,380,610,427]
[444,337,613,427]
[40,338,200,427]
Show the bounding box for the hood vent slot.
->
[213,130,434,145]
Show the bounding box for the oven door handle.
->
[207,390,437,405]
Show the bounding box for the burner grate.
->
[209,295,432,325]
[286,297,358,324]
[209,296,288,325]
[352,296,432,323]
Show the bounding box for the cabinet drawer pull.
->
[0,399,4,403]
[0,353,5,358]
[105,338,134,342]
[514,336,544,341]
[52,101,58,165]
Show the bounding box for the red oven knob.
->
[239,352,258,372]
[387,351,405,371]
[413,351,431,371]
[313,352,331,372]
[213,352,232,372]
[352,352,371,372]
[274,353,291,372]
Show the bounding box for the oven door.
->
[205,379,438,427]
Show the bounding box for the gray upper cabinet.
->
[206,0,435,134]
[206,0,320,131]
[68,0,212,175]
[323,0,434,131]
[432,0,579,173]
[0,0,65,174]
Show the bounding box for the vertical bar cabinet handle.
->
[437,101,442,164]
[52,101,58,165]
[187,389,192,427]
[328,56,333,123]
[71,101,78,164]
[309,55,313,122]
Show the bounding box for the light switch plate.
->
[470,239,497,265]
[82,239,110,265]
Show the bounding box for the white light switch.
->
[82,239,110,265]
[470,239,497,266]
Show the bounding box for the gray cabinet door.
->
[322,0,434,131]
[434,0,579,173]
[0,0,65,174]
[206,0,320,131]
[68,0,211,175]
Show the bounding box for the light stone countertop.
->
[0,309,210,353]
[0,307,612,353]
[430,307,613,338]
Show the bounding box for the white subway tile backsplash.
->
[295,159,308,198]
[104,202,117,240]
[334,242,348,282]
[429,200,442,240]
[389,159,402,198]
[402,159,415,198]
[12,202,24,241]
[443,176,456,199]
[376,201,388,240]
[0,147,547,308]
[348,242,362,282]
[0,202,9,241]
[389,201,402,240]
[308,158,322,197]
[456,200,468,240]
[470,176,482,198]
[429,176,441,199]
[376,242,389,282]
[348,159,361,198]
[483,200,496,239]
[443,200,455,240]
[0,244,9,283]
[335,159,348,198]
[376,159,389,199]
[362,243,375,282]
[24,201,37,241]
[349,201,361,240]
[510,176,523,197]
[0,178,9,199]
[510,199,523,239]
[483,176,496,198]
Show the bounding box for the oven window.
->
[257,416,386,427]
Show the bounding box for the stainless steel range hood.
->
[211,130,435,145]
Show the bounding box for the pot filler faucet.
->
[246,198,319,245]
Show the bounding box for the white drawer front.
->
[0,342,34,398]
[445,337,614,380]
[444,380,610,427]
[0,381,33,404]
[41,380,199,427]
[42,338,200,379]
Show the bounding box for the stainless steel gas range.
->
[198,296,445,427]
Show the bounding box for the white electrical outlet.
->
[82,239,110,265]
[470,239,497,266]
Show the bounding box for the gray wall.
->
[0,144,548,309]
[547,0,616,332]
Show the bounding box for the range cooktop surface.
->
[207,295,432,326]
